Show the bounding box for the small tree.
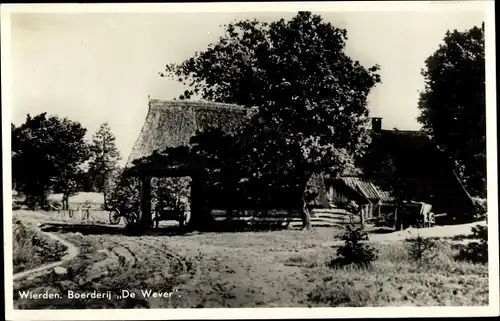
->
[88,123,121,209]
[333,201,377,267]
[406,235,438,263]
[457,224,488,264]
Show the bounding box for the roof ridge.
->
[148,99,252,111]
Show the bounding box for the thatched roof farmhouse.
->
[124,99,329,229]
[326,118,475,224]
[125,99,255,174]
[125,99,473,229]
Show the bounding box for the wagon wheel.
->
[124,211,139,226]
[427,212,436,227]
[178,209,188,229]
[109,209,121,225]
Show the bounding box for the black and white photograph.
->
[2,2,498,319]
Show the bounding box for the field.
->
[12,210,489,309]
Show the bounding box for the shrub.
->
[13,218,68,273]
[405,235,438,262]
[333,222,377,267]
[31,234,68,261]
[12,199,23,210]
[457,224,488,264]
[471,197,487,220]
[46,199,62,211]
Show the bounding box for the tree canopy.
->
[417,23,485,197]
[161,11,381,200]
[157,12,382,229]
[12,113,90,208]
[87,122,122,208]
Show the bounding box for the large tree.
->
[87,122,122,209]
[418,23,485,197]
[12,113,90,209]
[161,12,380,229]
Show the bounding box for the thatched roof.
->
[361,128,474,216]
[125,99,256,171]
[124,99,331,208]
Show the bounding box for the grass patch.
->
[12,215,489,309]
[306,241,488,306]
[13,218,68,274]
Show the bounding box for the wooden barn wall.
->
[210,207,362,228]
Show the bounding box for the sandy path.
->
[320,221,486,247]
[368,221,486,242]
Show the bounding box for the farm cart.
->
[396,201,435,230]
[153,196,190,228]
[109,197,190,228]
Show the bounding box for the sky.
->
[10,10,485,165]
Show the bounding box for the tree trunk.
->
[39,186,46,210]
[187,172,214,231]
[62,194,69,211]
[301,193,312,230]
[103,191,108,211]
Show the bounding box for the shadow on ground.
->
[38,221,301,236]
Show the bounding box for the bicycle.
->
[109,206,140,226]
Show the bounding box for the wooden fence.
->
[210,207,360,228]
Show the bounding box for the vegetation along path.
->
[12,211,488,309]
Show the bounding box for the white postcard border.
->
[2,1,498,319]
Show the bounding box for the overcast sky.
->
[10,10,484,165]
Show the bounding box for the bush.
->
[46,199,62,211]
[406,235,438,262]
[457,224,488,264]
[471,197,487,220]
[30,234,68,261]
[333,222,377,267]
[13,219,68,273]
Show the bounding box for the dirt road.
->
[12,211,489,308]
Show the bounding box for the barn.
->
[326,117,475,225]
[326,176,396,222]
[123,99,330,230]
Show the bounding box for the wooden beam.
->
[188,172,211,231]
[139,175,152,229]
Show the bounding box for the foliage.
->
[13,219,68,273]
[107,172,191,218]
[87,123,122,208]
[332,204,377,267]
[471,197,487,220]
[456,224,488,264]
[30,232,68,261]
[152,177,191,211]
[108,175,140,212]
[11,113,90,209]
[405,235,438,262]
[333,223,377,267]
[160,12,380,215]
[418,23,486,197]
[102,167,122,207]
